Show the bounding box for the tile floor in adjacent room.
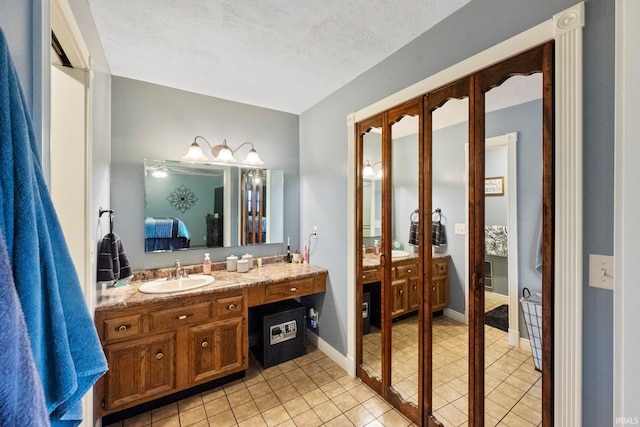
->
[105,345,416,427]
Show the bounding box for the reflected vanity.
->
[144,159,284,252]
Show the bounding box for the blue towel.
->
[0,229,50,426]
[0,28,107,426]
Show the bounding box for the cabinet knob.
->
[290,287,297,292]
[227,304,236,311]
[117,324,129,333]
[413,285,417,290]
[176,314,192,320]
[407,269,412,273]
[156,352,163,360]
[399,289,403,295]
[362,275,366,279]
[432,286,436,290]
[201,340,208,348]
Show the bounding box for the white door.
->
[50,64,87,289]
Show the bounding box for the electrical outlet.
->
[312,226,318,237]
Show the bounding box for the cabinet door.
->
[391,279,408,317]
[188,318,245,383]
[104,332,175,411]
[408,276,420,312]
[432,277,448,311]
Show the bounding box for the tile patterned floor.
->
[362,291,542,426]
[106,346,416,427]
[110,291,540,426]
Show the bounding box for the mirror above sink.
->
[144,159,284,253]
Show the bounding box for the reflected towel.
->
[431,221,447,247]
[97,233,133,285]
[0,229,49,427]
[408,221,419,246]
[0,29,107,426]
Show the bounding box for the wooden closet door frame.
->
[355,114,385,396]
[468,42,555,426]
[385,99,423,424]
[423,77,472,426]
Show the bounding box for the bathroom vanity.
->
[93,261,326,416]
[361,253,449,317]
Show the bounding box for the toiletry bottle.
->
[203,253,211,274]
[303,245,309,263]
[287,236,292,263]
[374,240,380,255]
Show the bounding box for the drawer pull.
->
[176,314,192,320]
[399,289,403,295]
[407,269,412,273]
[201,340,209,348]
[413,285,417,290]
[117,324,130,333]
[227,304,236,311]
[432,286,436,290]
[362,275,366,279]
[290,287,297,292]
[156,352,163,360]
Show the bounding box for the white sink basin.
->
[138,274,215,294]
[391,250,411,258]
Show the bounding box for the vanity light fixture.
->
[183,136,264,165]
[363,159,382,179]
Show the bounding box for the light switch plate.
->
[455,223,465,235]
[589,254,614,290]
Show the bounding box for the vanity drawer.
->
[265,277,315,302]
[214,294,244,320]
[361,267,380,284]
[103,314,143,342]
[150,302,212,331]
[396,263,418,279]
[432,259,448,277]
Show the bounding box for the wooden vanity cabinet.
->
[391,259,419,318]
[95,289,247,415]
[431,256,449,311]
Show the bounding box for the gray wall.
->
[485,145,508,226]
[110,77,300,270]
[299,0,614,424]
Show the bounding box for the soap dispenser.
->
[203,253,212,274]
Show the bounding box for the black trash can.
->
[249,300,307,368]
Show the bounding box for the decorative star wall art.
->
[167,185,198,213]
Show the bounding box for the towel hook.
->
[99,207,114,234]
[410,208,419,222]
[432,208,443,222]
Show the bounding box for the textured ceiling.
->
[87,0,471,114]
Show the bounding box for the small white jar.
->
[226,255,238,271]
[241,253,254,269]
[236,259,249,273]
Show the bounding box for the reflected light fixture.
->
[183,136,263,165]
[151,167,168,178]
[363,159,382,179]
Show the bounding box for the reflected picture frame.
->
[485,176,504,196]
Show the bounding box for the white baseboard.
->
[519,337,532,354]
[306,329,354,377]
[443,308,466,324]
[508,328,520,347]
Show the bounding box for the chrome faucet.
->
[174,259,181,279]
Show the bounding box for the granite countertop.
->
[96,262,327,312]
[362,251,448,268]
